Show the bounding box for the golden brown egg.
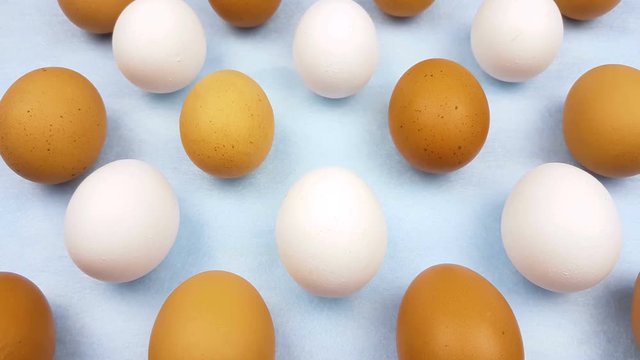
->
[149,271,275,360]
[0,272,56,360]
[397,264,524,360]
[374,0,435,17]
[563,64,640,178]
[632,275,640,347]
[58,0,133,34]
[180,70,274,178]
[389,59,490,173]
[0,67,107,184]
[208,0,281,28]
[555,0,620,21]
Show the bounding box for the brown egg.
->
[180,70,274,178]
[149,271,275,360]
[563,64,640,178]
[208,0,281,28]
[58,0,133,34]
[0,67,107,184]
[397,264,524,360]
[389,59,490,173]
[374,0,435,17]
[632,274,640,347]
[0,272,56,360]
[555,0,620,21]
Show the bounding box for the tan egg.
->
[149,271,275,360]
[0,67,107,184]
[389,59,490,174]
[0,272,56,360]
[564,64,640,178]
[555,0,620,21]
[397,264,524,360]
[180,70,274,178]
[58,0,133,34]
[208,0,281,28]
[632,274,640,347]
[374,0,435,17]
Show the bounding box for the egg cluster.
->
[0,0,638,359]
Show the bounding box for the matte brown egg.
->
[555,0,620,21]
[389,59,490,173]
[58,0,133,34]
[374,0,435,17]
[632,274,640,347]
[208,0,281,28]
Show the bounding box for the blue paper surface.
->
[1,1,640,359]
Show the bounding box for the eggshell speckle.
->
[374,0,434,17]
[555,0,620,20]
[58,0,133,34]
[208,0,281,28]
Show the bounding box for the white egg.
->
[501,163,621,293]
[276,167,387,297]
[65,160,180,283]
[112,0,206,93]
[471,0,563,82]
[293,0,378,99]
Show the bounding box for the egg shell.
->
[555,0,620,20]
[65,159,180,283]
[180,70,274,178]
[112,0,206,93]
[374,0,434,17]
[397,264,524,360]
[208,0,281,28]
[471,0,563,82]
[563,64,640,178]
[57,0,133,34]
[0,272,56,360]
[276,167,387,297]
[501,163,621,293]
[0,67,106,184]
[632,275,640,347]
[293,0,378,99]
[389,58,490,173]
[149,271,275,360]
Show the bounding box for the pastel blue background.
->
[1,0,639,359]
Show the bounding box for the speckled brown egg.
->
[397,264,524,360]
[555,0,620,20]
[374,0,435,17]
[0,272,56,360]
[632,274,640,347]
[208,0,281,28]
[58,0,133,34]
[0,67,107,184]
[564,64,640,178]
[180,70,274,178]
[389,59,490,173]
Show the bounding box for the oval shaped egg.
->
[0,272,56,360]
[208,0,281,28]
[374,0,434,17]
[555,0,620,20]
[502,163,621,292]
[293,0,378,99]
[564,64,640,178]
[58,0,133,34]
[397,264,524,360]
[180,70,274,178]
[276,167,387,297]
[389,59,489,173]
[149,271,275,360]
[65,159,180,283]
[0,67,106,184]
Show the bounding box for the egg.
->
[293,0,378,99]
[397,264,524,360]
[632,275,640,347]
[57,0,133,34]
[389,59,490,173]
[65,159,180,283]
[502,163,621,293]
[0,67,106,184]
[149,271,275,360]
[112,0,206,93]
[564,64,640,178]
[555,0,620,20]
[0,272,56,360]
[374,0,434,17]
[276,167,387,297]
[180,70,274,178]
[208,0,281,28]
[471,0,563,82]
